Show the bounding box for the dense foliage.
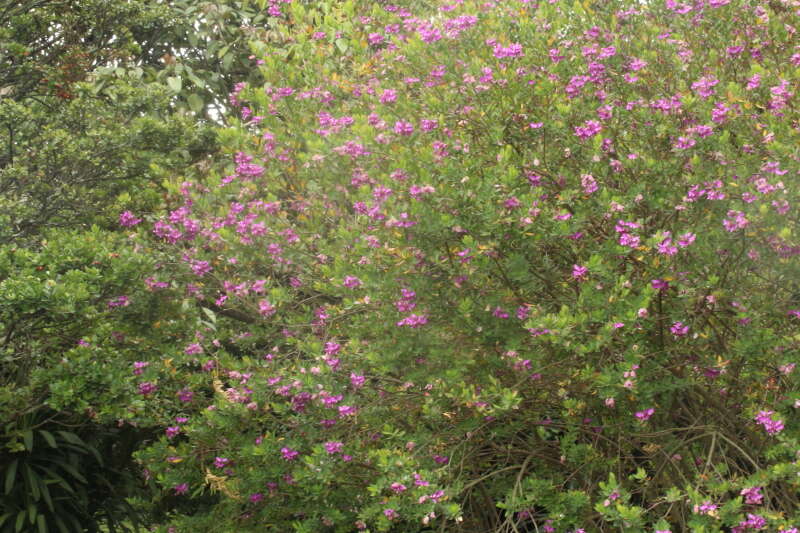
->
[3,0,800,531]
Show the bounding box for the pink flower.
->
[324,441,343,454]
[574,119,603,139]
[396,314,428,327]
[380,89,397,104]
[108,295,130,308]
[394,120,414,136]
[343,276,362,289]
[259,300,276,317]
[493,43,523,58]
[670,321,689,337]
[694,501,717,515]
[651,279,670,291]
[678,232,696,247]
[185,343,203,355]
[119,211,142,227]
[635,408,655,421]
[138,382,157,395]
[581,174,598,194]
[281,447,299,461]
[755,410,784,435]
[740,486,763,505]
[572,264,589,280]
[383,508,398,520]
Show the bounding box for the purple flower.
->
[619,233,640,248]
[572,264,589,280]
[108,295,130,308]
[173,483,189,495]
[492,306,509,318]
[338,405,357,417]
[651,279,670,291]
[393,120,414,136]
[343,276,362,289]
[138,382,157,396]
[324,342,341,356]
[420,119,438,131]
[324,441,343,454]
[214,457,230,469]
[723,210,749,232]
[694,501,717,515]
[165,426,181,439]
[635,407,655,421]
[383,508,398,520]
[380,89,397,104]
[390,482,407,493]
[177,388,194,402]
[678,232,696,247]
[119,211,142,227]
[755,410,784,435]
[281,447,299,461]
[259,300,276,317]
[574,120,603,139]
[493,42,523,58]
[581,174,598,194]
[249,492,264,503]
[184,343,203,355]
[691,76,719,99]
[670,321,689,337]
[740,486,763,505]
[396,314,428,328]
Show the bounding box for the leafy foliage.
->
[108,0,800,530]
[3,0,800,531]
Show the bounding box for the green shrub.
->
[65,0,800,530]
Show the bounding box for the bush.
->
[102,0,800,530]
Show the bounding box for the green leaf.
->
[187,94,204,113]
[54,462,87,484]
[22,430,33,451]
[53,516,69,533]
[335,38,348,53]
[202,307,217,323]
[23,464,39,501]
[36,514,46,533]
[37,466,75,495]
[38,430,57,449]
[221,53,234,71]
[55,431,84,447]
[5,459,18,494]
[14,511,25,533]
[166,76,182,93]
[39,476,53,512]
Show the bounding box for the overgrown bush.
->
[53,0,800,530]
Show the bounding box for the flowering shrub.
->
[120,0,800,530]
